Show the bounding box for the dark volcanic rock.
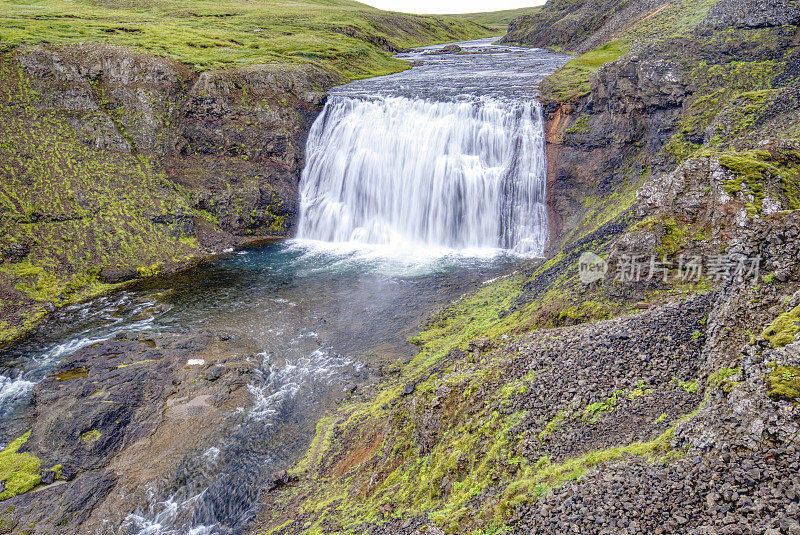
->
[439,44,462,54]
[98,266,138,284]
[2,331,259,534]
[500,0,667,53]
[701,0,800,30]
[16,44,340,240]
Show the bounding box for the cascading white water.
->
[297,95,549,256]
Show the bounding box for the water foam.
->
[297,96,548,257]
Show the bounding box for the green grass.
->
[444,6,542,32]
[0,432,41,501]
[541,39,629,101]
[0,0,492,78]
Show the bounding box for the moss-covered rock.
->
[762,306,800,348]
[766,364,800,401]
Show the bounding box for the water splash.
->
[297,96,549,256]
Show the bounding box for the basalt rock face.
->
[700,0,800,30]
[536,0,800,252]
[16,43,338,237]
[543,51,692,248]
[499,0,667,53]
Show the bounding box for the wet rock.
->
[439,44,461,54]
[98,266,139,284]
[1,331,257,533]
[266,469,297,491]
[205,365,226,382]
[41,470,56,485]
[61,465,77,482]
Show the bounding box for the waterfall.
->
[296,95,549,256]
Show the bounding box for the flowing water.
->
[0,38,568,534]
[297,37,567,255]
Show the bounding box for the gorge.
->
[0,36,566,533]
[2,0,800,534]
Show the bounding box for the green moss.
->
[111,357,161,370]
[762,306,800,348]
[80,429,102,443]
[136,264,162,278]
[538,409,567,440]
[708,367,742,391]
[179,236,198,248]
[719,153,770,209]
[499,380,529,399]
[766,365,800,401]
[55,367,88,382]
[628,380,652,400]
[564,115,590,134]
[558,300,612,324]
[0,432,41,501]
[584,390,623,421]
[676,378,699,394]
[503,423,678,509]
[660,218,689,257]
[661,54,791,166]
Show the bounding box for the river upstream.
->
[0,38,568,534]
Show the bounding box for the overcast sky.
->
[359,0,545,14]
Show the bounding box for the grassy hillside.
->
[0,0,493,78]
[444,6,542,31]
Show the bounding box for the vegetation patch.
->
[0,0,491,78]
[55,367,89,382]
[762,306,800,348]
[708,367,742,393]
[502,424,678,509]
[540,39,629,102]
[0,432,41,501]
[766,365,800,402]
[80,429,102,444]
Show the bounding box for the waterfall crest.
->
[297,95,549,256]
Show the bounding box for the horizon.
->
[358,0,546,14]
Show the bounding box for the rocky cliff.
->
[0,44,338,346]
